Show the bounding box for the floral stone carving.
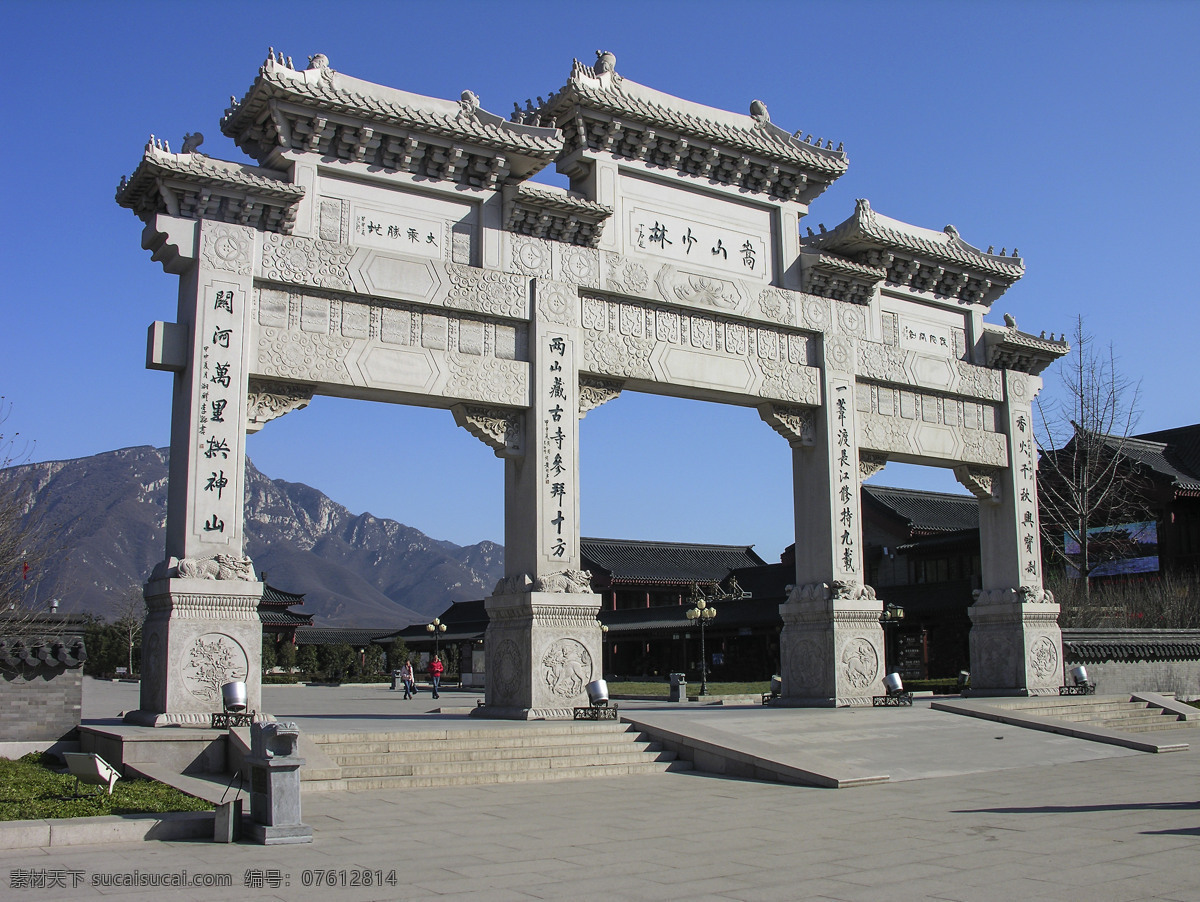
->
[578,377,624,418]
[451,404,523,457]
[246,379,313,433]
[182,633,248,703]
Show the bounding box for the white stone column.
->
[769,335,886,706]
[476,301,602,719]
[130,219,263,726]
[960,370,1062,695]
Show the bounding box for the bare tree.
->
[1035,317,1153,600]
[108,584,146,676]
[0,398,57,622]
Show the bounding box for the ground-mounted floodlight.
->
[1059,665,1095,696]
[212,680,254,728]
[586,678,609,707]
[222,680,247,712]
[63,752,120,796]
[957,670,970,689]
[873,671,913,706]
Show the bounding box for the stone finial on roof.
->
[1003,312,1017,329]
[181,132,204,154]
[750,99,770,124]
[307,53,329,70]
[459,90,480,118]
[594,50,617,75]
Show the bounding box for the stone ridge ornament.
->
[119,49,1070,721]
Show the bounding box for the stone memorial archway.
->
[117,50,1068,722]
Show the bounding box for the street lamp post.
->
[426,617,447,658]
[600,623,609,678]
[686,587,718,696]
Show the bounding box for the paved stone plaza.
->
[3,679,1199,901]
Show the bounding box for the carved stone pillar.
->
[471,308,602,718]
[963,370,1062,695]
[773,337,885,705]
[128,217,264,725]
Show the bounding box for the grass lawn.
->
[0,753,213,822]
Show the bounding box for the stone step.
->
[314,729,644,756]
[328,740,661,766]
[336,759,693,791]
[335,749,680,779]
[308,722,633,746]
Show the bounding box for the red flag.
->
[21,562,29,580]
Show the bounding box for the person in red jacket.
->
[429,654,444,699]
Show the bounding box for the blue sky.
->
[2,0,1197,560]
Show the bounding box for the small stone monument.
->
[244,721,312,845]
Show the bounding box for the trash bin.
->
[669,672,687,703]
[391,670,401,691]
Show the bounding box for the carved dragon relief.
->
[451,404,524,457]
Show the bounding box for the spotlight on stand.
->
[1059,665,1095,696]
[873,671,913,706]
[957,670,970,690]
[586,679,609,707]
[213,680,255,728]
[222,681,247,713]
[1070,665,1089,686]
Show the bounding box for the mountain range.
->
[4,447,504,627]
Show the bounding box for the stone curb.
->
[0,811,213,850]
[930,697,1191,753]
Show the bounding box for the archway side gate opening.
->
[116,49,1068,723]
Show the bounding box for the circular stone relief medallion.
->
[540,638,593,699]
[1028,635,1059,680]
[181,633,248,703]
[840,637,879,690]
[562,248,598,284]
[514,239,549,274]
[826,336,854,371]
[803,297,832,332]
[838,303,865,336]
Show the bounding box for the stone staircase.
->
[302,721,692,791]
[990,696,1195,733]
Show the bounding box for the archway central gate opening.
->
[118,49,1068,722]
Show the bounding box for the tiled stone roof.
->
[1121,426,1200,495]
[802,199,1023,305]
[525,54,847,203]
[222,52,561,185]
[502,182,613,247]
[598,598,782,635]
[982,323,1071,376]
[1062,629,1200,662]
[294,627,396,647]
[581,537,766,586]
[116,141,304,233]
[862,485,980,535]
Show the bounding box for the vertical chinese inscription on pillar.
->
[195,281,243,544]
[543,332,574,564]
[833,379,859,579]
[1013,411,1041,584]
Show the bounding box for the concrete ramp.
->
[623,701,1148,787]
